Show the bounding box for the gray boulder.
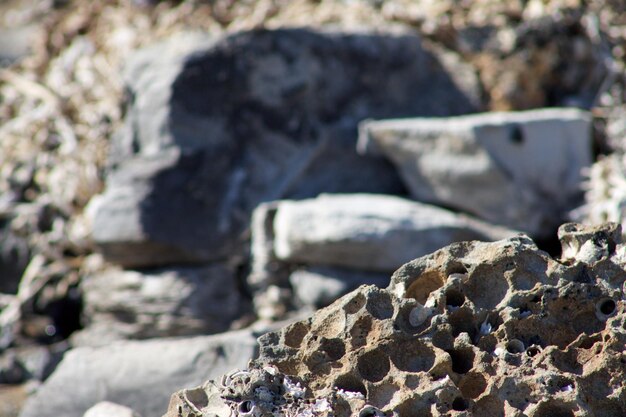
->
[289,266,389,309]
[73,264,241,346]
[271,194,519,272]
[90,28,481,268]
[358,108,592,237]
[19,331,257,417]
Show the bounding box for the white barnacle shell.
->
[409,303,433,327]
[479,317,492,335]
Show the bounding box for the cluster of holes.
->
[357,349,390,382]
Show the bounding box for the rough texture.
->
[248,194,518,320]
[271,194,518,272]
[359,108,592,238]
[90,27,481,268]
[73,264,241,346]
[19,331,258,417]
[166,223,626,417]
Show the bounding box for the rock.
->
[73,264,241,346]
[359,108,592,237]
[270,194,519,272]
[289,266,389,310]
[166,223,626,417]
[90,27,482,268]
[83,402,141,417]
[19,330,257,417]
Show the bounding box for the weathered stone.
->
[359,108,592,237]
[83,402,141,417]
[19,330,257,417]
[289,266,389,310]
[73,264,241,346]
[167,223,626,417]
[271,194,519,272]
[90,28,481,268]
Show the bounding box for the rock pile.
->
[165,223,626,417]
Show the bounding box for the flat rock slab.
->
[271,194,519,272]
[359,108,592,237]
[73,264,241,346]
[18,331,257,417]
[90,28,481,268]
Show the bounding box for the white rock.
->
[83,401,140,417]
[271,194,518,272]
[358,108,592,237]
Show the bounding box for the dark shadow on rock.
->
[97,28,482,267]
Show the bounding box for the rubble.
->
[165,223,626,417]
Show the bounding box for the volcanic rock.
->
[164,222,626,417]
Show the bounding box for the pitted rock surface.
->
[164,223,626,417]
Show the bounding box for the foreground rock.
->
[90,28,481,268]
[73,264,241,346]
[19,331,257,417]
[165,223,626,416]
[359,108,592,238]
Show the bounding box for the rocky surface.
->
[73,264,241,346]
[89,27,480,269]
[165,223,626,417]
[2,1,626,416]
[19,330,258,417]
[359,108,592,238]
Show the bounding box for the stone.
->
[271,194,519,272]
[358,108,592,238]
[73,263,241,346]
[289,266,389,310]
[166,223,626,417]
[90,27,482,268]
[83,402,141,417]
[19,330,257,417]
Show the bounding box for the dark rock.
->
[90,28,482,268]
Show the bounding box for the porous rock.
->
[358,108,592,238]
[73,263,241,346]
[90,27,481,268]
[166,223,626,417]
[19,330,257,417]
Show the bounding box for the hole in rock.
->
[598,299,616,316]
[506,339,525,354]
[239,401,253,413]
[284,321,310,348]
[368,384,398,409]
[445,289,465,308]
[459,372,487,399]
[349,316,372,349]
[473,395,504,416]
[509,123,524,144]
[334,374,367,397]
[320,337,346,361]
[357,349,390,382]
[366,290,394,320]
[452,396,469,411]
[390,339,436,373]
[359,406,383,417]
[397,397,432,417]
[344,292,366,314]
[533,401,575,417]
[449,308,477,339]
[463,266,508,310]
[526,345,541,357]
[448,348,474,374]
[405,271,445,304]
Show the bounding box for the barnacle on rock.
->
[164,223,626,417]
